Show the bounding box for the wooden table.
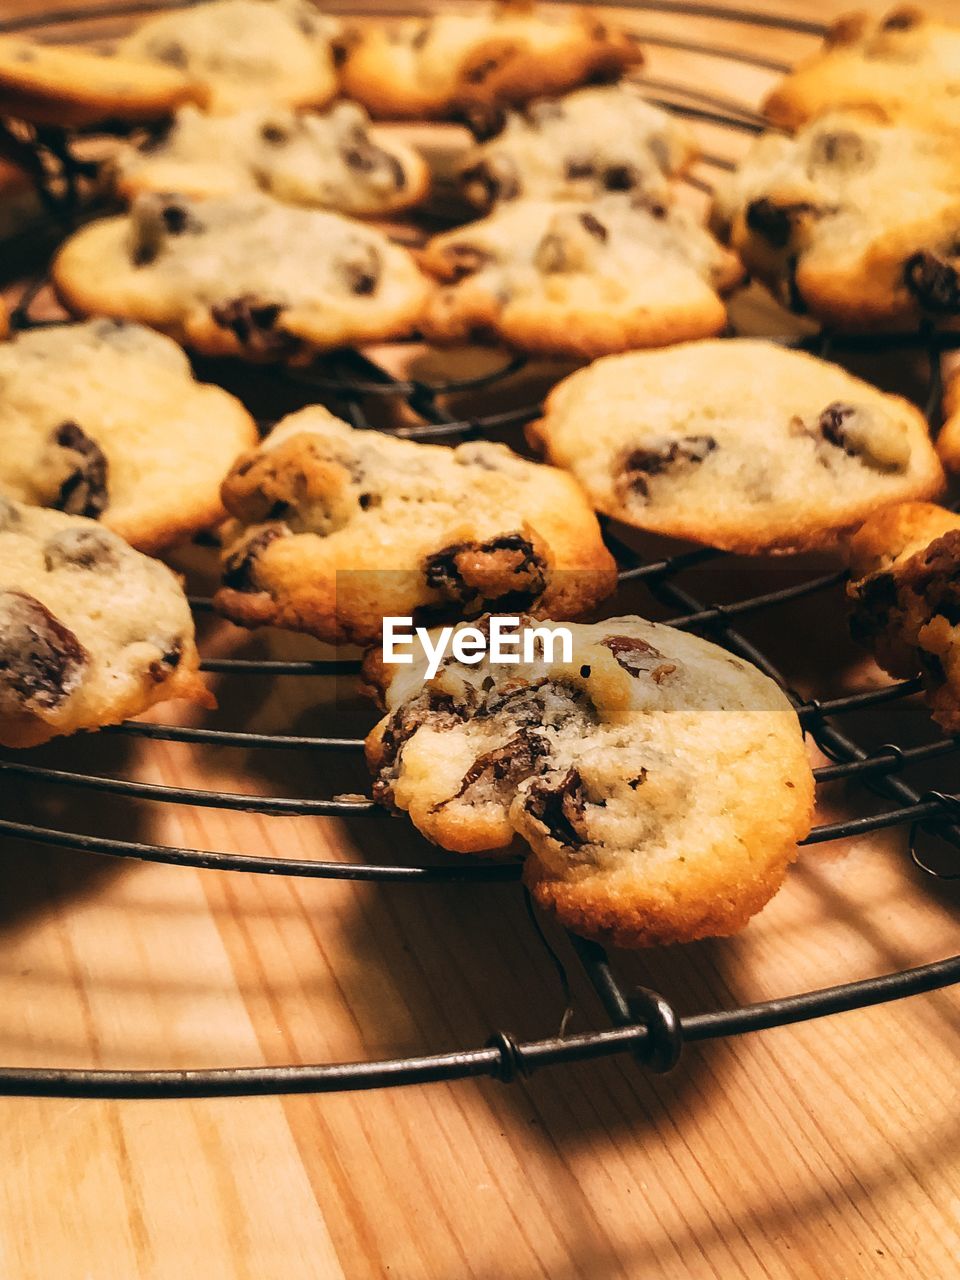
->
[2,2,960,1277]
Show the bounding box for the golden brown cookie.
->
[340,2,644,120]
[764,7,960,133]
[52,193,431,363]
[419,195,742,358]
[0,34,203,128]
[529,339,945,554]
[365,614,814,947]
[213,406,617,645]
[848,501,960,732]
[0,498,211,749]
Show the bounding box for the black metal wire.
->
[2,0,959,1098]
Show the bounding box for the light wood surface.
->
[3,3,960,1278]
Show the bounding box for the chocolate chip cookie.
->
[114,101,429,216]
[118,0,342,115]
[364,614,814,947]
[52,193,431,363]
[0,319,257,554]
[213,406,617,644]
[529,339,945,554]
[0,34,203,128]
[711,109,960,328]
[848,501,960,732]
[419,195,742,358]
[0,498,210,748]
[340,2,644,121]
[764,7,960,133]
[458,81,697,211]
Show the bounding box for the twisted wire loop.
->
[2,0,960,1097]
[910,793,960,881]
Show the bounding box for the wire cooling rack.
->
[1,0,960,1099]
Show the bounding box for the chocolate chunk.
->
[617,435,717,499]
[131,196,198,266]
[222,526,287,592]
[881,7,921,30]
[339,244,381,295]
[745,198,815,249]
[446,729,549,802]
[817,402,908,471]
[602,634,677,682]
[51,423,108,519]
[260,122,291,146]
[211,295,297,357]
[423,533,547,611]
[905,251,960,313]
[148,639,184,683]
[43,526,118,571]
[579,212,608,242]
[0,590,88,711]
[901,530,960,626]
[456,100,507,142]
[523,767,589,847]
[818,402,858,451]
[603,164,638,192]
[809,129,869,169]
[442,242,494,280]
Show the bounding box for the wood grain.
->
[2,3,960,1278]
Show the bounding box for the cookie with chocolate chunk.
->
[0,499,210,748]
[711,110,960,329]
[213,405,617,644]
[0,320,256,554]
[0,34,203,128]
[419,195,742,358]
[340,2,644,121]
[529,339,944,554]
[459,82,696,211]
[364,615,814,947]
[848,501,960,731]
[118,0,342,115]
[114,102,429,216]
[763,7,960,133]
[52,193,431,363]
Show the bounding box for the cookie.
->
[419,196,742,358]
[848,501,960,731]
[0,319,257,554]
[934,367,960,473]
[711,110,960,329]
[118,0,342,115]
[51,193,431,363]
[529,339,945,554]
[763,7,960,134]
[213,405,617,645]
[364,614,814,947]
[0,35,203,128]
[340,2,644,121]
[458,82,697,211]
[114,101,429,216]
[0,498,210,749]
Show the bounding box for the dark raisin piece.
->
[260,122,291,146]
[148,639,184,683]
[445,729,549,802]
[603,634,677,682]
[603,164,637,192]
[222,526,287,592]
[43,526,118,571]
[849,570,899,644]
[423,533,547,612]
[339,244,381,295]
[818,402,857,450]
[617,436,717,499]
[0,590,88,711]
[358,492,381,510]
[211,296,298,357]
[579,212,608,243]
[523,767,589,847]
[904,251,960,313]
[161,202,189,234]
[51,423,108,519]
[745,197,815,249]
